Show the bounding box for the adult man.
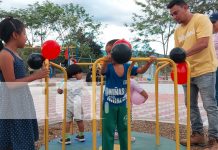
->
[167,0,218,149]
[210,13,218,105]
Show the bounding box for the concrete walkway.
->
[29,78,207,126]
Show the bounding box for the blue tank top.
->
[0,47,26,81]
[103,63,138,106]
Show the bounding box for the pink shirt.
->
[214,33,218,58]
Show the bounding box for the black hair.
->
[66,64,82,79]
[106,39,119,46]
[0,17,25,49]
[167,0,187,9]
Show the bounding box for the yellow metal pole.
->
[92,59,100,150]
[100,75,104,134]
[127,61,136,150]
[130,57,181,150]
[171,61,180,150]
[91,58,106,150]
[154,62,170,145]
[50,62,68,150]
[186,61,191,150]
[44,59,49,150]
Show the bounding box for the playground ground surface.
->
[30,78,207,150]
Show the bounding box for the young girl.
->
[0,17,49,149]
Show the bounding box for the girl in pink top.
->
[114,78,148,142]
[130,78,148,105]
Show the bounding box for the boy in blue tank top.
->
[101,39,156,150]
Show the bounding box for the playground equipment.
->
[41,40,61,60]
[170,62,188,84]
[39,56,191,150]
[27,53,44,70]
[62,45,97,66]
[169,47,186,63]
[111,44,132,64]
[169,47,188,84]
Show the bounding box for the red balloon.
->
[113,39,132,49]
[41,40,61,60]
[170,62,187,84]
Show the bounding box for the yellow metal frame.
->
[43,57,190,150]
[44,61,68,150]
[154,60,191,150]
[154,62,170,145]
[91,57,191,150]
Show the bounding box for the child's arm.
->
[140,90,148,102]
[0,52,49,88]
[100,56,110,75]
[136,56,156,74]
[57,80,64,94]
[131,79,148,102]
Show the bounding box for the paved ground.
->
[29,78,208,127]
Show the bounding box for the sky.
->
[0,0,174,54]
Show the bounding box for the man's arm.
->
[186,37,209,57]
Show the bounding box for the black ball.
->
[27,53,45,69]
[111,44,132,64]
[169,47,186,63]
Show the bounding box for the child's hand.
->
[148,56,156,64]
[32,67,50,80]
[104,55,111,63]
[57,88,63,94]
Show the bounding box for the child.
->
[0,17,49,149]
[57,64,85,144]
[101,39,155,150]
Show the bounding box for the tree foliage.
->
[127,0,218,56]
[0,1,103,60]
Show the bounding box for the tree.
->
[0,1,103,60]
[58,3,103,60]
[127,0,218,57]
[188,0,218,14]
[126,0,175,57]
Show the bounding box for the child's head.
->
[106,39,132,64]
[0,17,26,49]
[105,39,119,56]
[66,64,83,80]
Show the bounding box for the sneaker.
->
[131,136,136,142]
[114,132,119,140]
[204,137,218,150]
[75,135,85,142]
[114,131,136,142]
[180,132,206,146]
[58,137,71,145]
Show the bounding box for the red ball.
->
[41,40,61,60]
[113,39,132,49]
[170,62,187,84]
